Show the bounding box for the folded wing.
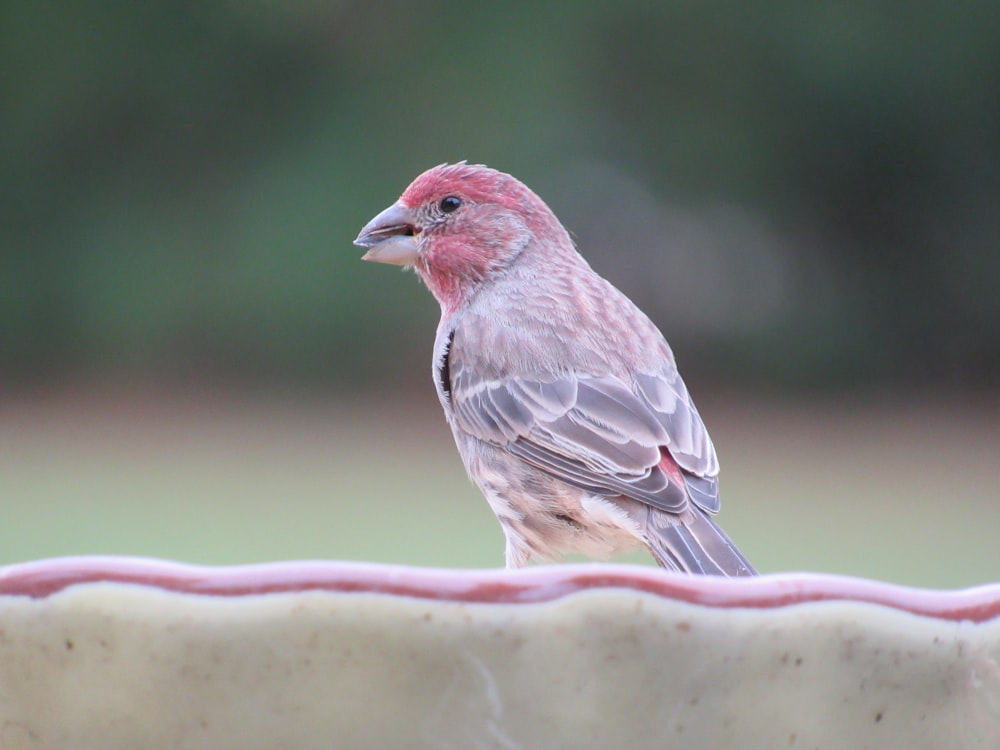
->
[449,359,721,515]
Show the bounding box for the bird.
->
[354,162,756,575]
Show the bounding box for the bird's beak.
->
[353,202,421,266]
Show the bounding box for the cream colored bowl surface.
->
[2,557,999,749]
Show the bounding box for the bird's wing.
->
[449,358,721,514]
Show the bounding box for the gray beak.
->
[354,202,421,266]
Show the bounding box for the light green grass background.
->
[2,389,996,589]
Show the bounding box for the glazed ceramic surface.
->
[1,558,998,749]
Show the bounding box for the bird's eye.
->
[439,196,462,213]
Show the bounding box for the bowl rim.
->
[2,556,999,622]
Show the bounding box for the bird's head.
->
[354,163,568,311]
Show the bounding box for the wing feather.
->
[451,362,721,515]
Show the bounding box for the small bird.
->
[355,163,756,575]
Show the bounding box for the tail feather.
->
[643,507,757,577]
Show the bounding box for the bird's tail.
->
[643,507,757,576]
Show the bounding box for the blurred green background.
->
[1,1,997,587]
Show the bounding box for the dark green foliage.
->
[2,1,997,388]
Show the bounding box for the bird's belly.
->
[457,437,644,563]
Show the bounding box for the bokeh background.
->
[2,1,997,587]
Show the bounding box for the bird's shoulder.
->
[447,265,673,380]
[436,265,719,480]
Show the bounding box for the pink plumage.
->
[355,163,756,575]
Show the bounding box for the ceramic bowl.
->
[1,557,998,749]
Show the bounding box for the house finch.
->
[354,163,756,575]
